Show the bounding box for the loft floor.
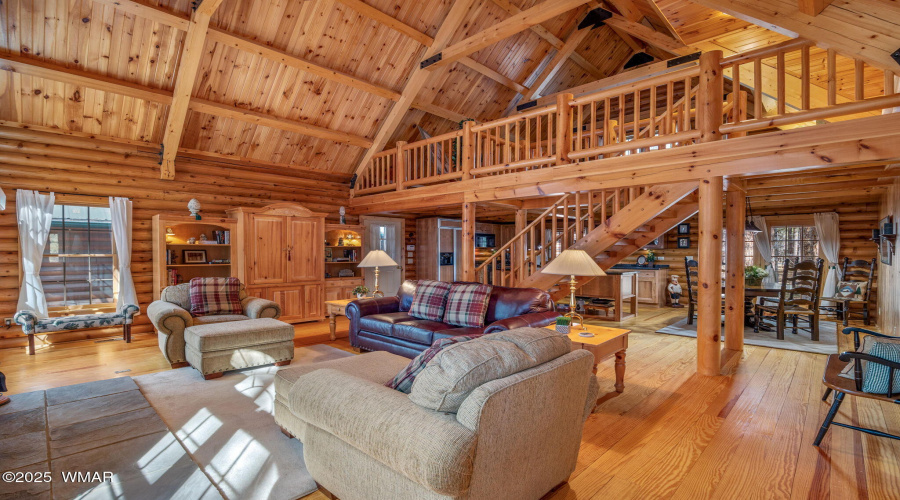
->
[0,308,895,498]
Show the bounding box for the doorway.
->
[361,216,405,297]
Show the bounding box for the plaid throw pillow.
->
[443,283,493,328]
[409,280,452,321]
[862,341,900,394]
[189,277,243,316]
[385,336,476,393]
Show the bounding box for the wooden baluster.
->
[551,205,558,261]
[649,85,657,139]
[754,59,763,119]
[590,100,597,155]
[731,91,749,138]
[504,123,511,165]
[556,93,573,165]
[801,45,811,110]
[525,116,532,161]
[577,103,584,157]
[732,63,740,125]
[887,70,897,96]
[540,215,546,275]
[618,94,625,144]
[684,76,691,134]
[575,191,582,239]
[666,81,674,134]
[396,141,406,190]
[855,59,865,101]
[633,90,640,153]
[529,226,536,276]
[561,198,568,248]
[600,190,606,222]
[588,191,595,230]
[613,189,620,215]
[777,50,786,115]
[827,49,837,106]
[603,98,611,152]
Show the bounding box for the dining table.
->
[722,284,782,327]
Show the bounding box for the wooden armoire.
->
[227,203,326,323]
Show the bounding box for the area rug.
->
[655,318,838,354]
[134,344,354,500]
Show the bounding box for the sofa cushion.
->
[275,351,408,400]
[184,318,294,352]
[392,319,448,345]
[192,314,251,325]
[409,280,451,322]
[386,336,477,393]
[189,277,244,316]
[443,283,492,327]
[484,285,550,324]
[409,327,571,412]
[359,312,415,336]
[433,326,485,343]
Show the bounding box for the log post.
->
[698,176,724,376]
[513,209,527,284]
[725,182,746,352]
[461,201,476,281]
[462,121,475,180]
[555,93,574,165]
[698,51,724,144]
[395,141,407,191]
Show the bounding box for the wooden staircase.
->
[475,182,699,294]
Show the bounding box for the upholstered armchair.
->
[148,281,280,367]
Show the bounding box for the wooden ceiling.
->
[0,0,894,180]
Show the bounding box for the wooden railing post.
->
[395,141,407,191]
[725,181,746,352]
[462,121,474,180]
[556,93,574,165]
[513,209,527,284]
[461,201,476,281]
[698,50,723,144]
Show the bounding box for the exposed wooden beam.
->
[641,0,685,44]
[522,21,594,100]
[690,0,898,70]
[160,0,224,180]
[353,0,479,175]
[410,101,470,123]
[0,52,173,104]
[426,0,595,71]
[603,13,690,54]
[188,99,373,148]
[797,0,834,17]
[459,58,529,94]
[488,0,606,79]
[89,0,190,30]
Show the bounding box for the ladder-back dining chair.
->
[754,258,824,340]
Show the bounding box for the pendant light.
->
[745,197,762,233]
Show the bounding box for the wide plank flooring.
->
[1,308,897,499]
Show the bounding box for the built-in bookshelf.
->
[152,214,239,300]
[324,224,365,300]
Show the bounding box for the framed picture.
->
[439,252,454,266]
[677,237,691,249]
[183,249,207,264]
[880,236,893,266]
[677,223,691,235]
[645,237,665,250]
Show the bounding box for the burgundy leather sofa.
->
[346,280,559,358]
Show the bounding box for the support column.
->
[395,141,407,191]
[698,177,724,376]
[461,201,476,282]
[462,121,475,180]
[698,50,724,144]
[725,182,746,352]
[555,93,574,165]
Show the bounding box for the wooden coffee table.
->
[547,323,630,395]
[325,299,354,341]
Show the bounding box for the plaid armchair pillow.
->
[385,335,476,393]
[409,280,452,321]
[189,277,243,316]
[443,283,493,328]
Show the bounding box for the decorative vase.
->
[356,293,366,299]
[745,276,763,287]
[556,323,570,334]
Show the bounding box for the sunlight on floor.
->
[136,433,192,485]
[176,408,223,454]
[207,429,276,499]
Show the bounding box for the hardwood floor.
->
[1,309,896,498]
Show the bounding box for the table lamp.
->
[542,249,606,334]
[358,250,398,298]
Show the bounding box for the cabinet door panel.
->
[288,217,323,282]
[250,215,285,285]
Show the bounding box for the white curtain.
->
[751,215,777,286]
[0,186,6,210]
[16,190,55,318]
[109,197,138,311]
[814,212,841,295]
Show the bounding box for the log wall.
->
[0,127,352,349]
[878,179,900,333]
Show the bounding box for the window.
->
[722,230,757,267]
[41,205,114,307]
[770,225,819,275]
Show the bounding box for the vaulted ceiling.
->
[0,0,887,181]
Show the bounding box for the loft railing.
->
[354,38,900,195]
[474,186,647,286]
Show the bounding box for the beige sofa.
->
[148,282,281,367]
[274,328,599,500]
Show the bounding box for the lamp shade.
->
[542,249,606,276]
[358,249,398,268]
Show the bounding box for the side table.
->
[325,299,355,341]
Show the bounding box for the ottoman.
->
[184,318,295,380]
